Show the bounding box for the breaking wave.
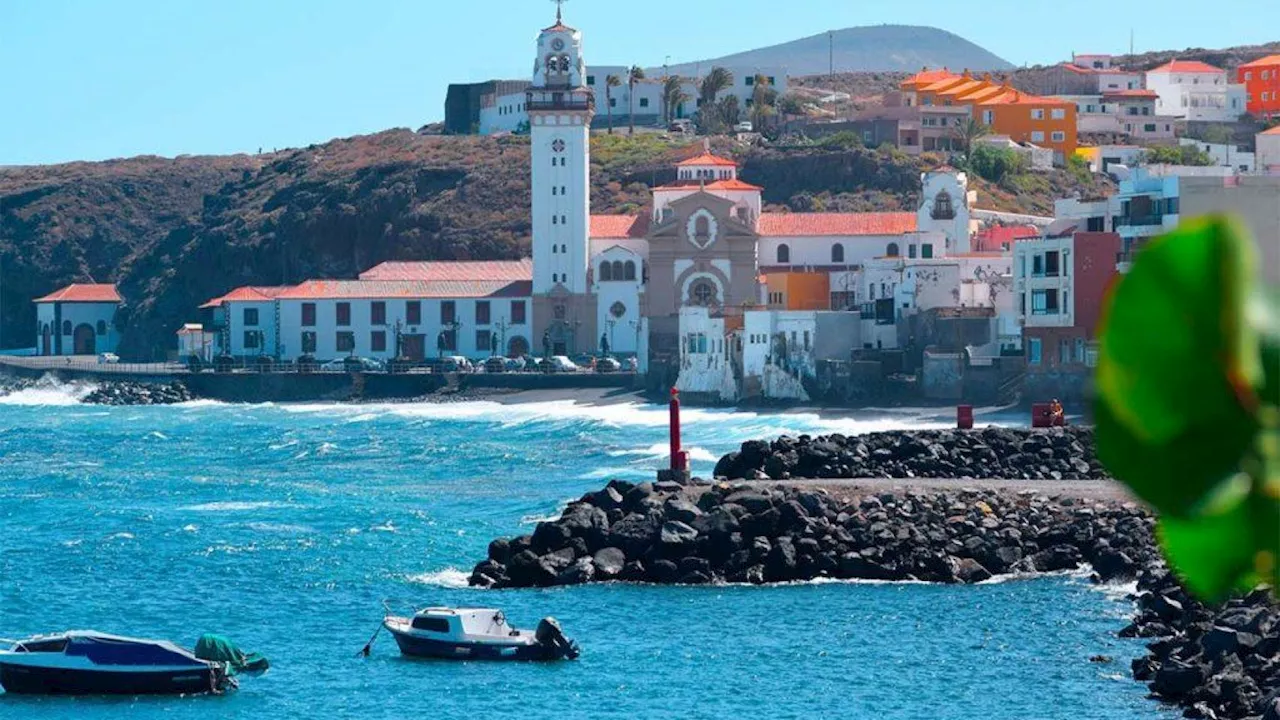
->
[0,377,97,406]
[404,568,472,589]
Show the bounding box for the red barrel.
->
[1031,402,1052,428]
[956,405,974,430]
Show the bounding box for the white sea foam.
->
[405,568,472,589]
[246,521,313,534]
[182,524,198,533]
[106,532,135,541]
[370,521,397,533]
[0,378,97,406]
[179,500,290,512]
[607,443,718,463]
[147,431,169,440]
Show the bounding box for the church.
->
[528,11,978,366]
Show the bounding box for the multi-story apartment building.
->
[1237,55,1280,120]
[1145,60,1247,122]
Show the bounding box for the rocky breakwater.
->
[469,479,1156,589]
[713,427,1108,480]
[84,381,194,406]
[1126,568,1279,720]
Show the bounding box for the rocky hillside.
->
[0,131,1110,358]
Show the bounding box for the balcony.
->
[526,98,593,112]
[1121,214,1164,226]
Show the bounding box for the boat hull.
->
[0,662,219,695]
[387,628,567,661]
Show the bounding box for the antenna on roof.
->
[552,0,566,23]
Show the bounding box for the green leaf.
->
[1095,215,1261,516]
[1157,490,1264,603]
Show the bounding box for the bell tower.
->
[529,3,596,354]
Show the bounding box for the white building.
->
[1145,60,1246,122]
[1179,137,1257,173]
[1259,126,1280,173]
[33,283,123,357]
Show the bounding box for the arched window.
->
[694,215,710,240]
[886,242,900,257]
[623,261,636,281]
[62,320,72,336]
[932,190,955,220]
[600,262,613,281]
[777,243,790,263]
[611,260,624,280]
[96,320,107,336]
[831,243,845,263]
[690,280,717,306]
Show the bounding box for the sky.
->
[1,0,1276,165]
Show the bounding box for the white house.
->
[1259,126,1280,173]
[1145,60,1246,122]
[33,283,123,356]
[199,286,289,358]
[1179,137,1257,173]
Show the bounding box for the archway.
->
[41,325,51,356]
[507,335,530,358]
[72,324,96,355]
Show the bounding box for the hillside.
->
[661,25,1011,76]
[0,131,1108,358]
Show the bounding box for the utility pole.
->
[829,30,834,79]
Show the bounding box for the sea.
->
[0,380,1174,719]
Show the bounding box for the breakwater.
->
[83,381,194,405]
[713,426,1107,480]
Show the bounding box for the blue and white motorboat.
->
[382,607,579,661]
[0,631,264,695]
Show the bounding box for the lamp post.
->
[495,318,509,358]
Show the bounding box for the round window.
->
[610,301,626,318]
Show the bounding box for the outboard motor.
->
[534,617,580,660]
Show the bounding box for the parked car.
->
[735,121,754,132]
[483,356,508,373]
[668,119,692,133]
[321,356,385,372]
[504,357,526,371]
[572,354,597,371]
[538,355,579,373]
[97,352,119,364]
[595,357,621,373]
[441,355,474,373]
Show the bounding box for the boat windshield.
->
[410,616,451,633]
[16,638,68,653]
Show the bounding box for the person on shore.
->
[1050,398,1065,426]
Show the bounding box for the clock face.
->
[551,38,565,51]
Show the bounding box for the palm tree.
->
[749,73,778,131]
[952,116,991,154]
[604,74,621,134]
[697,67,733,132]
[627,65,645,135]
[661,75,689,125]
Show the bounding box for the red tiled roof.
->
[276,279,532,300]
[542,21,576,33]
[1263,125,1280,136]
[1239,54,1280,69]
[34,283,122,303]
[589,214,649,238]
[1061,63,1096,74]
[979,90,1073,107]
[758,212,918,237]
[655,178,765,191]
[199,285,291,308]
[901,68,959,88]
[1102,89,1159,98]
[1149,60,1223,74]
[358,259,532,282]
[973,225,1041,252]
[676,152,738,167]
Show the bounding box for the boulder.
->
[954,557,993,584]
[556,557,595,585]
[663,497,704,524]
[659,520,699,547]
[591,547,626,578]
[1151,660,1206,699]
[608,512,661,556]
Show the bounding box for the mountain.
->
[660,25,1012,77]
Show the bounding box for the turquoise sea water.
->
[0,383,1173,719]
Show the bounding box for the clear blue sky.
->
[1,0,1275,165]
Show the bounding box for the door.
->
[72,324,96,355]
[506,336,529,358]
[41,326,51,355]
[401,334,425,361]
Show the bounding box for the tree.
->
[777,93,806,118]
[950,116,991,154]
[604,74,621,134]
[1144,144,1213,166]
[661,75,689,125]
[697,67,734,132]
[749,74,778,131]
[968,144,1027,183]
[627,65,645,135]
[716,95,742,129]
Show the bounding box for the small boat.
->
[0,631,267,695]
[382,607,579,661]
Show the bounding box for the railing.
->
[0,355,635,377]
[526,99,593,112]
[1121,214,1164,227]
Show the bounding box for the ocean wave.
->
[179,500,292,512]
[607,443,718,463]
[404,568,472,589]
[0,377,97,406]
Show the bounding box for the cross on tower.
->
[551,0,566,22]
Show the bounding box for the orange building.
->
[1238,55,1280,119]
[762,272,830,310]
[901,70,1078,164]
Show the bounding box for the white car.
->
[96,353,119,364]
[539,355,579,373]
[735,121,754,132]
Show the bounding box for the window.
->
[1062,250,1070,276]
[599,261,612,281]
[639,98,649,108]
[768,76,776,85]
[1074,338,1085,363]
[475,301,490,325]
[1031,131,1045,142]
[831,243,844,263]
[586,75,595,85]
[691,280,717,306]
[803,330,810,351]
[302,303,317,327]
[1059,340,1071,364]
[776,243,790,263]
[96,320,107,336]
[1019,293,1026,315]
[476,330,492,352]
[1028,338,1042,365]
[886,242,900,257]
[610,301,626,318]
[441,300,456,325]
[623,261,636,280]
[921,244,933,259]
[552,216,557,225]
[611,260,624,280]
[371,301,386,325]
[745,76,754,86]
[1051,108,1066,119]
[1144,123,1157,132]
[438,329,457,352]
[301,331,317,354]
[908,244,917,259]
[511,300,526,325]
[371,331,386,353]
[609,97,616,107]
[1032,254,1044,276]
[931,190,955,220]
[1051,131,1065,142]
[1031,108,1045,120]
[1044,251,1060,277]
[694,215,711,242]
[336,331,355,353]
[244,331,260,349]
[336,302,351,326]
[406,301,421,325]
[1031,289,1059,315]
[244,307,259,326]
[412,616,451,633]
